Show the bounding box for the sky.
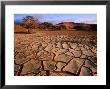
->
[14,14,97,24]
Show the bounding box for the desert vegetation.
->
[14,16,97,33]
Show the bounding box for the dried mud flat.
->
[14,31,97,76]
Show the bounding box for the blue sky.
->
[14,14,97,24]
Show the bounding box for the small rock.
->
[43,61,56,71]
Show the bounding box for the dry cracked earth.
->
[14,31,97,76]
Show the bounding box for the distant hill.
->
[56,22,97,31]
[56,22,76,29]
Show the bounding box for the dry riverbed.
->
[14,31,97,76]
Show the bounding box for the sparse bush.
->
[58,25,67,30]
[22,16,39,33]
[73,25,81,30]
[73,24,97,31]
[39,22,53,30]
[90,24,97,31]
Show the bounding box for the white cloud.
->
[81,20,97,24]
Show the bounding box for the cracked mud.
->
[14,31,97,76]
